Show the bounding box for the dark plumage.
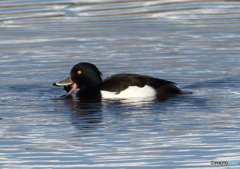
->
[53,62,190,101]
[101,74,183,96]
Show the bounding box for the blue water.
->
[1,0,240,168]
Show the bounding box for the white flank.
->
[101,85,156,99]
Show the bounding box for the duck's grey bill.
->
[53,76,72,87]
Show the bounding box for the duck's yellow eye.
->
[77,70,82,74]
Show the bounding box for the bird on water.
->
[53,62,191,101]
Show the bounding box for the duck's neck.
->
[76,85,102,102]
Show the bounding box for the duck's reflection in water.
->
[57,95,103,133]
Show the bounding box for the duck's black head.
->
[70,62,102,90]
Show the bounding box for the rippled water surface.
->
[1,0,240,168]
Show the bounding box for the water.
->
[1,0,240,168]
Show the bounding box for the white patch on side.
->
[101,85,156,99]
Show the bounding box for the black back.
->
[100,73,182,96]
